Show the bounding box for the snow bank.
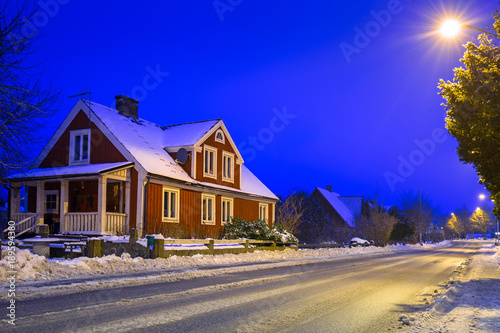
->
[0,241,450,284]
[401,242,500,332]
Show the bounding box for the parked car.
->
[346,237,371,247]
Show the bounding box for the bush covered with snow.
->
[222,217,298,243]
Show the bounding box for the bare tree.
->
[398,190,436,244]
[275,192,304,235]
[0,1,61,180]
[357,201,397,246]
[469,205,493,239]
[445,205,473,239]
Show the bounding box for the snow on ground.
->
[0,241,449,300]
[1,242,448,283]
[401,242,500,333]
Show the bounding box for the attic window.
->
[215,129,225,144]
[69,129,90,165]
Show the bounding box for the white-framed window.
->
[45,190,59,213]
[203,145,217,179]
[215,129,225,144]
[69,129,90,165]
[163,186,180,222]
[202,194,216,225]
[221,197,233,224]
[222,151,234,183]
[259,203,268,222]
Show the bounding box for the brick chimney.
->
[115,95,139,119]
[326,185,333,192]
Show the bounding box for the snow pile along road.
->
[0,242,448,284]
[403,242,500,332]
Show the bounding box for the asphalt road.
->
[6,241,484,332]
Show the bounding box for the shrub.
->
[222,216,298,243]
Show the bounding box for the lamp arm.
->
[463,24,499,38]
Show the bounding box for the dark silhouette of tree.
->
[0,1,61,180]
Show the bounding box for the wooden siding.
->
[145,183,162,234]
[144,184,270,238]
[195,127,241,189]
[234,198,259,222]
[169,151,192,177]
[39,110,126,168]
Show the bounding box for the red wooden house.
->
[7,96,278,238]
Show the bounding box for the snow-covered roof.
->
[162,120,220,147]
[316,188,355,227]
[88,101,194,183]
[8,162,132,180]
[87,101,276,200]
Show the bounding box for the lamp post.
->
[478,194,499,245]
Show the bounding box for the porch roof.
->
[7,162,133,182]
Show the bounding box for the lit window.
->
[202,194,216,225]
[215,129,225,144]
[45,190,59,213]
[259,203,268,221]
[221,197,233,224]
[222,151,234,182]
[203,145,217,179]
[69,129,90,165]
[163,187,180,222]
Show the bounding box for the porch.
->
[6,162,134,236]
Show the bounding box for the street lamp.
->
[478,194,499,245]
[439,19,499,38]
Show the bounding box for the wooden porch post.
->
[9,184,21,219]
[36,181,45,226]
[60,180,68,233]
[98,176,107,234]
[124,169,131,235]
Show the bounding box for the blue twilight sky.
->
[19,0,498,214]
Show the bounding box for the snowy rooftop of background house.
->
[316,188,355,227]
[88,101,278,200]
[7,162,132,180]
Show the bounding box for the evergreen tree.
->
[438,8,500,217]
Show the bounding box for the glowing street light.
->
[479,194,486,200]
[440,19,462,38]
[439,19,499,38]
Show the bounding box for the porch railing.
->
[106,213,127,235]
[3,213,39,237]
[65,212,99,233]
[65,212,127,235]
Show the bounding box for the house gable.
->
[39,110,127,168]
[195,124,241,189]
[311,188,354,228]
